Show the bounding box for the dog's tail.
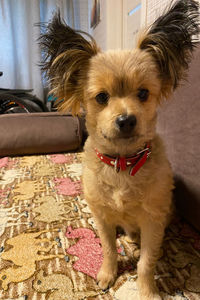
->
[138,0,200,95]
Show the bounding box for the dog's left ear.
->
[39,12,99,114]
[138,0,199,99]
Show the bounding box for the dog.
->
[40,1,199,299]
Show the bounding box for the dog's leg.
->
[137,216,165,300]
[95,216,117,290]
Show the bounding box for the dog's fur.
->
[40,1,199,299]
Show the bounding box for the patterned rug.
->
[0,153,200,300]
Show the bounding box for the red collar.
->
[95,143,151,176]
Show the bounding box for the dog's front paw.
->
[138,279,162,300]
[153,295,162,300]
[143,294,162,300]
[138,291,162,300]
[139,289,162,300]
[97,266,117,290]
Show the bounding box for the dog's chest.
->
[112,188,141,213]
[100,172,146,214]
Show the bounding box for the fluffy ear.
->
[138,0,199,98]
[39,12,99,114]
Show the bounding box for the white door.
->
[123,0,142,49]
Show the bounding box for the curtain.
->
[0,0,88,101]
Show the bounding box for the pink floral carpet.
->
[0,153,200,300]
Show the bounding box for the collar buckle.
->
[137,146,150,156]
[114,157,120,173]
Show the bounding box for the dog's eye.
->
[95,92,109,105]
[137,89,149,102]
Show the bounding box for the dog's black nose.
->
[115,114,137,133]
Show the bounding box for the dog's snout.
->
[115,114,137,133]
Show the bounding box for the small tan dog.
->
[40,1,199,299]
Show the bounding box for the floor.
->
[0,153,200,300]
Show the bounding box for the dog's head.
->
[40,0,199,154]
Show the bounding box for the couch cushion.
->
[157,44,200,231]
[0,112,83,156]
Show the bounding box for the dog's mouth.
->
[101,131,140,142]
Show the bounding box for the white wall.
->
[89,0,143,51]
[90,0,123,51]
[123,0,142,49]
[90,0,108,51]
[89,0,200,51]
